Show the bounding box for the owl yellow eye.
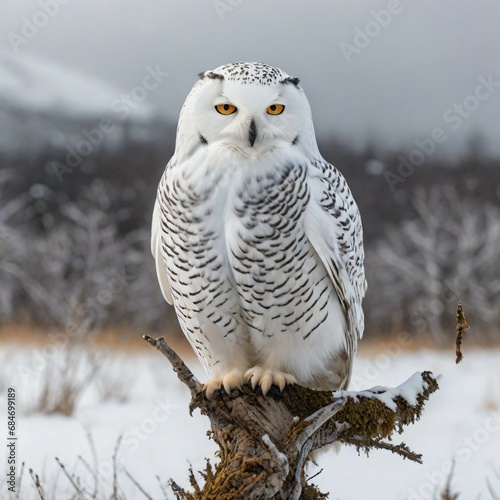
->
[215,103,237,115]
[266,104,285,115]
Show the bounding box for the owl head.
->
[173,62,320,163]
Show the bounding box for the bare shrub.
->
[365,186,500,342]
[0,180,175,334]
[30,346,101,416]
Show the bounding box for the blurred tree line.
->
[1,112,499,343]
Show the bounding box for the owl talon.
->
[275,374,286,392]
[203,380,221,399]
[204,369,245,399]
[260,376,272,396]
[244,367,297,396]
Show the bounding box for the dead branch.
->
[455,301,470,364]
[144,336,439,499]
[143,336,202,400]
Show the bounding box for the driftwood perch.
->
[144,335,439,500]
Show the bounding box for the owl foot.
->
[244,367,297,396]
[203,369,245,399]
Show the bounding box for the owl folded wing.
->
[151,198,174,305]
[304,159,367,342]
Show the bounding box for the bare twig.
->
[111,435,123,500]
[142,336,202,397]
[82,426,99,498]
[123,468,154,500]
[344,437,423,463]
[486,465,500,500]
[55,457,85,497]
[306,468,323,482]
[29,468,46,500]
[455,301,470,364]
[441,459,459,499]
[486,477,500,500]
[15,462,25,500]
[156,475,170,499]
[47,467,62,500]
[77,455,98,499]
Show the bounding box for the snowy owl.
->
[152,62,366,398]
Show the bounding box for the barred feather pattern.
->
[152,61,366,392]
[307,159,367,350]
[154,150,365,390]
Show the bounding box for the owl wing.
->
[151,197,173,305]
[304,159,367,343]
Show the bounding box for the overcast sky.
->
[1,0,499,156]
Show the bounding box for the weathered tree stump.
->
[144,335,439,499]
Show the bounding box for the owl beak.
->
[248,119,257,147]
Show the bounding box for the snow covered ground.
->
[1,342,499,499]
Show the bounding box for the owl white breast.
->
[152,62,366,398]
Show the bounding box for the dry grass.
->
[483,377,500,413]
[0,324,192,416]
[0,324,193,356]
[484,397,500,413]
[31,346,101,416]
[2,324,498,498]
[3,324,500,370]
[440,461,459,500]
[6,436,170,500]
[359,333,500,356]
[96,357,135,404]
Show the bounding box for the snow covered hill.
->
[0,50,153,119]
[0,51,161,155]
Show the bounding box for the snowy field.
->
[1,341,499,499]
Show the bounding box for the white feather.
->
[151,62,366,392]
